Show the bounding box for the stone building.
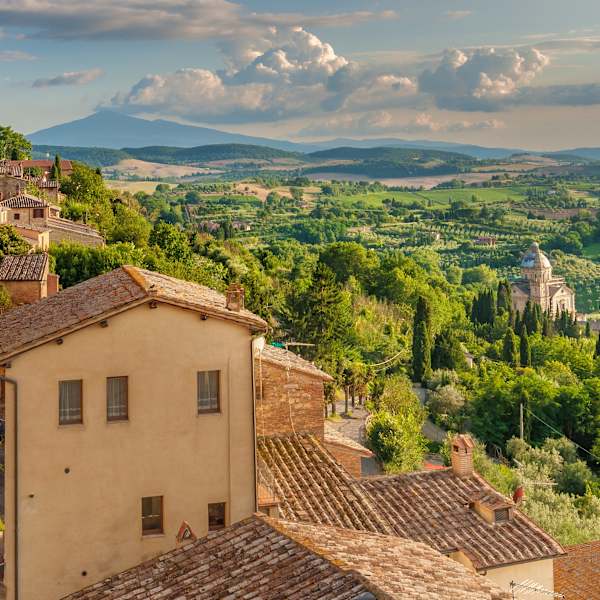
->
[0,161,61,202]
[0,253,59,305]
[512,242,576,315]
[0,193,104,247]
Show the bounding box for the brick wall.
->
[0,175,24,201]
[324,442,365,478]
[255,358,325,439]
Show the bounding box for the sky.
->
[1,0,600,150]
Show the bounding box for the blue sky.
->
[1,0,600,149]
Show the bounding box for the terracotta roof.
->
[0,253,48,281]
[257,434,390,533]
[0,266,268,361]
[18,159,73,171]
[324,422,373,456]
[63,514,510,600]
[554,540,600,600]
[259,344,334,380]
[361,469,564,571]
[46,216,104,240]
[0,194,48,209]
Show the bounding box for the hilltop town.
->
[1,119,600,598]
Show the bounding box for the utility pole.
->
[520,402,524,441]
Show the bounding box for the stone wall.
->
[255,358,325,439]
[2,280,46,305]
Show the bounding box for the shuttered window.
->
[59,380,82,425]
[197,371,220,414]
[107,376,128,421]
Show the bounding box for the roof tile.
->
[0,253,48,281]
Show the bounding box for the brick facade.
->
[255,357,326,439]
[2,280,47,305]
[324,442,364,478]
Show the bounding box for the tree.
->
[431,330,466,371]
[502,328,519,366]
[50,154,62,181]
[149,222,192,262]
[0,125,31,160]
[108,204,152,246]
[0,284,11,312]
[288,261,353,362]
[412,296,432,382]
[595,334,600,359]
[319,242,378,285]
[412,320,432,382]
[585,321,592,338]
[0,225,30,258]
[520,329,532,367]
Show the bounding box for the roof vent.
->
[469,492,514,524]
[450,434,475,478]
[226,283,245,312]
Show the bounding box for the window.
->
[142,496,163,535]
[197,371,220,413]
[208,502,226,531]
[107,376,128,421]
[33,208,44,218]
[59,380,82,425]
[13,213,20,221]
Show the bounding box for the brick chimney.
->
[226,283,245,312]
[450,434,475,477]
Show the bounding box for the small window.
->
[142,496,163,535]
[197,371,220,413]
[107,376,128,421]
[208,502,226,531]
[13,213,20,221]
[59,380,82,425]
[33,208,44,218]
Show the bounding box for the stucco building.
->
[512,242,576,315]
[0,267,267,599]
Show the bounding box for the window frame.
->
[58,379,83,426]
[208,502,226,531]
[106,376,129,422]
[197,370,221,414]
[32,208,44,219]
[141,496,164,536]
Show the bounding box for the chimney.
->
[226,283,245,312]
[450,434,475,477]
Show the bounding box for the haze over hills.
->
[28,111,600,162]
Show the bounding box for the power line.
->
[525,406,600,462]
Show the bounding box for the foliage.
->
[0,125,31,159]
[0,225,30,258]
[0,284,11,312]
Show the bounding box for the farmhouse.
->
[512,241,576,315]
[0,253,59,305]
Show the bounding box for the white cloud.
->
[401,113,504,133]
[109,27,418,123]
[0,50,36,61]
[419,47,550,110]
[0,0,395,41]
[33,68,103,88]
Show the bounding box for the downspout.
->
[250,333,265,512]
[1,374,18,600]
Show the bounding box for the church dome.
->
[521,242,552,270]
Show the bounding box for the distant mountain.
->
[310,138,524,159]
[307,146,471,162]
[544,148,600,161]
[29,111,313,152]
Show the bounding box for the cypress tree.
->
[514,310,522,335]
[502,328,519,367]
[412,320,432,382]
[520,329,531,367]
[595,334,600,359]
[432,330,466,371]
[51,153,62,181]
[585,321,592,338]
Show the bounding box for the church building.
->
[511,242,576,315]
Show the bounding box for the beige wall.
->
[3,301,257,600]
[485,558,554,599]
[1,280,47,306]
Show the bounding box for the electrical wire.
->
[525,406,600,462]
